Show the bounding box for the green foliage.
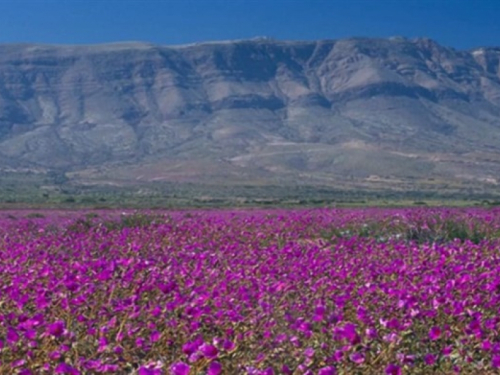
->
[26,212,46,219]
[66,213,162,233]
[413,201,427,205]
[322,215,492,244]
[106,213,160,230]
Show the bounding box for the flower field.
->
[1,208,500,374]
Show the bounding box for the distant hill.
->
[1,37,500,191]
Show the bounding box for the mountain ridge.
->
[0,36,500,190]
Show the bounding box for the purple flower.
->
[383,333,400,344]
[150,330,161,343]
[47,321,65,337]
[429,326,441,341]
[170,362,190,375]
[138,366,162,375]
[222,339,235,352]
[290,336,300,347]
[387,318,400,330]
[54,363,79,375]
[318,366,337,375]
[349,352,365,364]
[333,350,344,362]
[182,341,200,355]
[207,361,222,375]
[343,323,360,344]
[482,340,492,351]
[82,360,101,370]
[492,355,500,369]
[188,351,203,363]
[12,359,26,368]
[200,343,219,359]
[24,329,37,340]
[424,353,437,365]
[366,327,378,339]
[100,364,119,372]
[114,346,123,354]
[304,347,315,357]
[385,364,402,375]
[97,337,108,353]
[7,328,19,344]
[259,368,274,375]
[314,305,325,315]
[135,337,145,348]
[442,345,453,356]
[49,350,62,360]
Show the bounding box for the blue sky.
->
[0,0,499,49]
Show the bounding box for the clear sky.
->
[0,0,499,49]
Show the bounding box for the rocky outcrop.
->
[1,37,500,184]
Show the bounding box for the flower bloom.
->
[54,363,79,375]
[170,362,190,375]
[385,363,402,375]
[199,343,219,359]
[424,353,437,365]
[47,321,65,337]
[349,352,365,364]
[429,326,441,341]
[318,366,337,375]
[492,355,500,369]
[138,367,162,375]
[207,361,222,375]
[222,339,235,352]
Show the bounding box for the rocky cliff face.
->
[1,37,500,185]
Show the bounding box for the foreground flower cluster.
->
[1,208,500,374]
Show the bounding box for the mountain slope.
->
[1,37,500,188]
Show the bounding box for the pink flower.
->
[207,361,222,375]
[12,359,26,368]
[49,350,62,360]
[54,363,79,374]
[188,351,203,363]
[333,350,344,362]
[199,343,219,359]
[492,355,500,369]
[182,340,200,355]
[442,345,453,356]
[349,352,365,364]
[138,366,162,375]
[429,326,441,341]
[47,321,65,337]
[170,362,190,375]
[261,368,275,375]
[385,364,401,375]
[7,328,19,344]
[150,330,161,343]
[366,327,378,339]
[318,366,337,375]
[314,305,326,321]
[482,340,492,351]
[424,353,437,365]
[222,339,235,352]
[304,347,315,357]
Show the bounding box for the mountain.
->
[1,37,500,191]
